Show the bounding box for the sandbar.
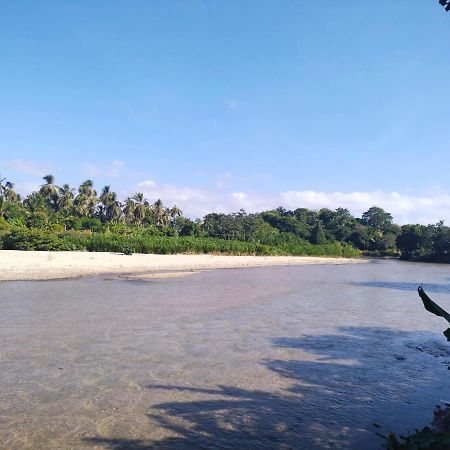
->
[0,250,364,281]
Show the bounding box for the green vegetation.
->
[383,425,450,450]
[381,403,450,450]
[0,172,448,261]
[396,222,450,263]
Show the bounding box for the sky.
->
[1,1,450,224]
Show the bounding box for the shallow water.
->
[1,260,450,449]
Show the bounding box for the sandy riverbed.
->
[0,250,364,281]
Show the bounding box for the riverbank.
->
[0,250,364,281]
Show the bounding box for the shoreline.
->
[0,250,365,281]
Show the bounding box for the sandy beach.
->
[0,250,364,281]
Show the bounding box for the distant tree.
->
[361,206,394,232]
[330,208,355,241]
[24,192,48,213]
[152,199,168,227]
[39,175,58,199]
[108,200,123,222]
[169,205,182,225]
[4,182,20,204]
[276,206,288,216]
[396,224,426,258]
[311,221,326,244]
[293,208,309,223]
[123,197,136,223]
[318,208,334,227]
[74,180,98,217]
[177,217,199,237]
[99,186,112,206]
[133,193,149,224]
[348,223,371,250]
[98,186,122,222]
[261,211,310,239]
[57,184,75,212]
[79,180,96,198]
[433,226,450,262]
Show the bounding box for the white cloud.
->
[231,192,247,200]
[134,180,215,218]
[278,190,450,224]
[1,160,53,177]
[138,179,156,188]
[134,181,450,224]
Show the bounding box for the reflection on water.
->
[1,260,450,449]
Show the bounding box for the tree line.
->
[0,173,448,261]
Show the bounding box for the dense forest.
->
[0,174,449,261]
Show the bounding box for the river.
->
[1,259,450,449]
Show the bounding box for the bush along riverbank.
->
[0,227,360,257]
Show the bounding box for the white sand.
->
[0,250,364,281]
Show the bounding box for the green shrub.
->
[25,212,48,229]
[0,226,361,257]
[50,223,65,232]
[66,217,104,232]
[2,228,74,251]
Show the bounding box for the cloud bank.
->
[135,180,450,225]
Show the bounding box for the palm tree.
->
[102,189,122,222]
[73,196,89,217]
[74,180,98,216]
[98,186,112,222]
[4,182,20,203]
[40,174,58,199]
[100,185,112,206]
[107,197,123,222]
[23,192,47,213]
[161,207,171,226]
[169,205,182,221]
[132,193,149,223]
[57,184,75,212]
[79,180,97,200]
[152,199,168,226]
[123,197,136,223]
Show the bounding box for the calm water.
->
[1,260,450,449]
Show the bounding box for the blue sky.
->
[1,1,450,223]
